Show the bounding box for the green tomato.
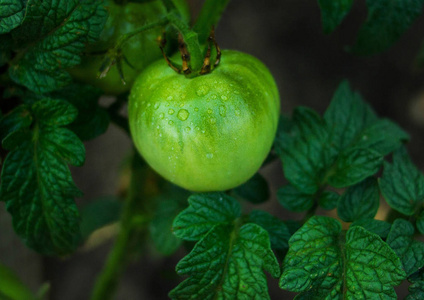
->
[128,50,280,192]
[69,0,189,95]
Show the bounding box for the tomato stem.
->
[90,153,151,300]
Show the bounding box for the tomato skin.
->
[69,0,189,95]
[128,50,280,192]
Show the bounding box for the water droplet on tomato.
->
[206,153,213,159]
[196,86,209,96]
[194,107,199,112]
[221,95,228,101]
[168,120,174,125]
[168,109,175,115]
[159,113,164,119]
[177,109,189,121]
[219,106,226,117]
[179,102,185,108]
[185,127,191,132]
[235,109,241,116]
[209,118,216,124]
[167,96,173,101]
[207,109,213,114]
[195,126,200,131]
[147,103,151,107]
[154,103,160,110]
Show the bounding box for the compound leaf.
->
[317,0,353,34]
[0,99,84,255]
[337,177,380,222]
[172,193,241,241]
[387,219,424,277]
[169,223,280,300]
[351,0,424,55]
[8,0,108,93]
[279,216,405,299]
[379,147,424,216]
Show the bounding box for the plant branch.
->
[90,153,150,300]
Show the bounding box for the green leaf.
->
[172,193,241,241]
[51,83,108,141]
[277,184,315,212]
[386,219,424,277]
[350,218,391,239]
[317,0,353,34]
[352,119,409,156]
[233,173,270,204]
[169,223,280,300]
[275,107,334,194]
[324,80,378,152]
[417,211,424,234]
[350,0,424,55]
[0,99,84,255]
[337,177,380,222]
[0,104,32,141]
[379,147,424,216]
[279,216,406,298]
[0,262,37,300]
[318,190,339,210]
[407,281,424,300]
[0,0,27,34]
[80,196,122,240]
[327,147,383,188]
[150,197,185,256]
[248,210,291,251]
[8,0,108,93]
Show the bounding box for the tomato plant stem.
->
[90,154,150,300]
[193,0,230,45]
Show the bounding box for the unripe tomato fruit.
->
[69,0,189,95]
[128,50,280,191]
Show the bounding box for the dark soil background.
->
[1,0,424,299]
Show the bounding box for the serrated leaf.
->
[379,147,424,216]
[0,98,85,255]
[8,0,108,93]
[407,281,424,300]
[169,223,280,300]
[387,219,424,277]
[327,147,383,188]
[280,216,405,299]
[324,80,378,152]
[318,0,353,34]
[51,83,108,140]
[350,0,424,55]
[233,173,270,204]
[150,197,185,256]
[350,218,391,239]
[337,177,380,222]
[277,184,315,212]
[318,190,339,210]
[0,262,37,300]
[80,196,122,240]
[275,107,334,194]
[172,193,241,241]
[0,0,27,34]
[248,210,290,251]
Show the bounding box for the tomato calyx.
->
[160,26,222,77]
